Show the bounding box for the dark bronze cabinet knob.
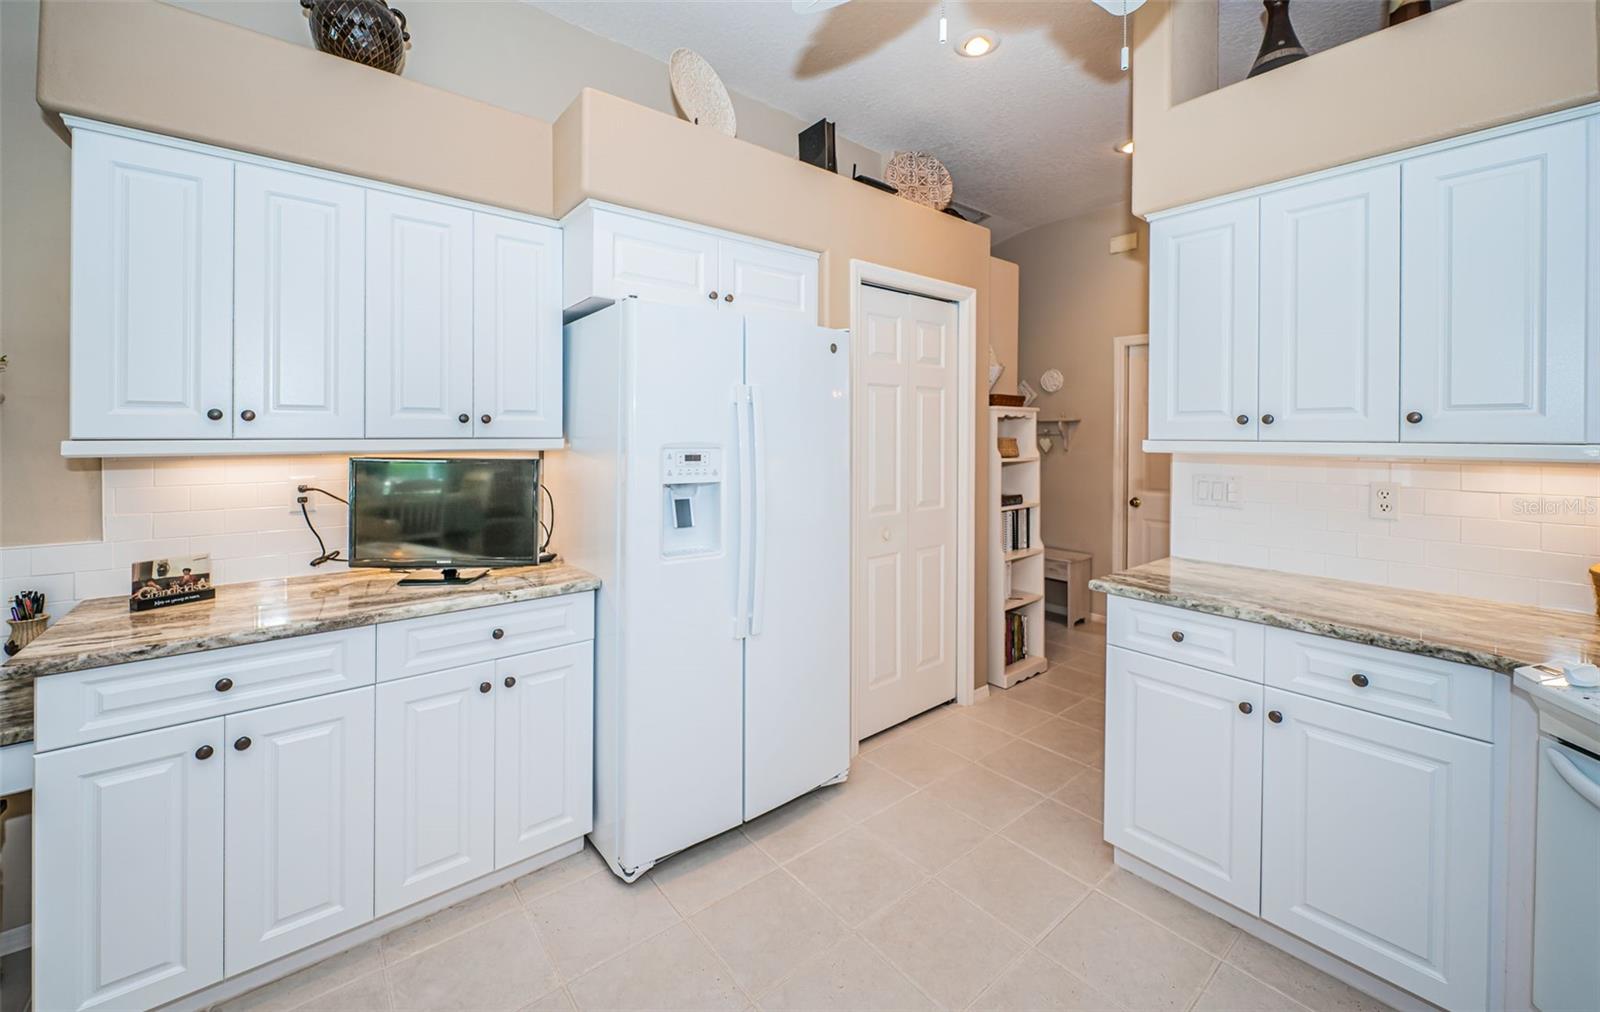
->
[207,408,224,421]
[708,291,719,300]
[459,413,470,424]
[1238,701,1253,715]
[1171,630,1185,643]
[1261,414,1275,425]
[234,736,252,751]
[1236,414,1249,425]
[724,293,734,303]
[492,628,505,640]
[479,681,492,693]
[1351,673,1370,688]
[1267,710,1283,724]
[240,409,256,422]
[481,414,492,424]
[215,677,233,693]
[195,745,214,760]
[1406,411,1423,424]
[504,676,517,688]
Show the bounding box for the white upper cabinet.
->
[716,237,817,318]
[473,213,563,438]
[1259,166,1401,442]
[365,191,477,439]
[1260,689,1492,1010]
[233,165,366,438]
[1401,120,1589,444]
[564,202,819,321]
[1149,199,1260,440]
[70,130,234,439]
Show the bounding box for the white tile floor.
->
[199,620,1392,1010]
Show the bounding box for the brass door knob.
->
[1129,497,1142,508]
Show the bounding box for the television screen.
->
[348,458,540,569]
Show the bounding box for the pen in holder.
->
[5,615,48,655]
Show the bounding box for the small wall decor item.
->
[301,0,410,75]
[1039,368,1064,394]
[5,589,48,656]
[1388,0,1431,24]
[130,554,216,612]
[799,118,837,172]
[1247,0,1309,78]
[669,48,737,137]
[1017,378,1038,407]
[988,346,1004,389]
[884,151,954,210]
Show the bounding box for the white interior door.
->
[1124,342,1170,567]
[855,285,959,739]
[233,164,366,438]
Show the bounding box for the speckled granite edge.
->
[1091,558,1600,676]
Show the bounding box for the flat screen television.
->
[348,457,541,582]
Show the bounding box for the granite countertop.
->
[0,564,599,748]
[1090,557,1600,675]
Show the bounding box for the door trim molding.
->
[848,261,978,747]
[1110,333,1150,574]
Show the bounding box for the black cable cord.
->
[296,485,348,567]
[539,483,556,555]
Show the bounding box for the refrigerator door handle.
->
[733,385,754,639]
[749,383,768,638]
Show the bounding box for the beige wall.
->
[994,203,1149,615]
[988,258,1020,397]
[1132,0,1600,216]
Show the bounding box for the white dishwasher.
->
[1517,664,1600,1012]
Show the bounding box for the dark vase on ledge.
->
[1247,0,1309,78]
[301,0,411,75]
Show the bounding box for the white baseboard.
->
[1113,850,1436,1012]
[970,684,991,703]
[0,923,29,957]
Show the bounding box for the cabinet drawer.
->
[34,627,376,751]
[1264,629,1495,741]
[376,593,594,682]
[1108,597,1264,681]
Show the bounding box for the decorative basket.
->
[7,615,48,652]
[997,437,1020,459]
[989,393,1026,407]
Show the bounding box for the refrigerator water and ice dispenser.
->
[661,447,723,557]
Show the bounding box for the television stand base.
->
[396,568,490,586]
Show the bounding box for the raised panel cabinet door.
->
[473,214,563,438]
[374,663,496,915]
[493,643,594,867]
[1260,689,1492,1010]
[234,164,366,438]
[593,209,720,308]
[717,237,819,320]
[1400,120,1589,443]
[1104,646,1264,911]
[224,688,375,976]
[366,191,475,438]
[1149,199,1261,440]
[70,130,234,439]
[33,719,225,1012]
[1259,166,1401,442]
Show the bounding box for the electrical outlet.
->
[1370,482,1400,520]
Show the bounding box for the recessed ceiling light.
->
[957,30,998,58]
[1115,140,1135,155]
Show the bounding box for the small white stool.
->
[1043,547,1093,626]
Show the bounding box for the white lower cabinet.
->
[374,662,497,916]
[493,643,594,866]
[34,720,226,1012]
[224,689,375,975]
[1260,689,1492,1010]
[1105,647,1263,911]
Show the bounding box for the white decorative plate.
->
[884,151,954,209]
[1040,368,1064,393]
[669,48,737,137]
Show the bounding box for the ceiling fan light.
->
[957,30,998,57]
[1116,140,1134,154]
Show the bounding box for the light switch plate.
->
[1193,473,1242,509]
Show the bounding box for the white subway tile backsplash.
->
[114,485,191,514]
[1173,455,1600,615]
[103,513,154,542]
[190,484,263,511]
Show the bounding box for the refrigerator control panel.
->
[662,447,723,484]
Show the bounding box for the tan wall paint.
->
[1131,0,1600,216]
[2,0,100,546]
[988,258,1020,397]
[556,89,997,687]
[993,203,1149,616]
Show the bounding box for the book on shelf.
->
[1004,611,1031,665]
[1001,493,1024,507]
[1002,508,1032,552]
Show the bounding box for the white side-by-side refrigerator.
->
[545,298,850,881]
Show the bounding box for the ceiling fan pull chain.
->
[1121,0,1130,71]
[939,0,948,44]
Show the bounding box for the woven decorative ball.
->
[669,48,737,137]
[884,151,954,210]
[301,0,410,75]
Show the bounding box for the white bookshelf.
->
[988,406,1047,688]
